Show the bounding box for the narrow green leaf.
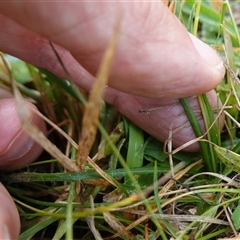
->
[19,208,66,240]
[179,98,214,171]
[39,68,87,104]
[214,145,240,173]
[4,166,169,184]
[232,205,240,230]
[143,137,168,162]
[125,119,144,168]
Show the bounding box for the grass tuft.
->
[2,0,240,239]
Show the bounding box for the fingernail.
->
[2,224,11,239]
[189,33,224,70]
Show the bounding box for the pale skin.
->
[0,2,225,239]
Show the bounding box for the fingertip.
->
[189,33,224,70]
[189,33,226,85]
[0,98,46,169]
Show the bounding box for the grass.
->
[1,0,240,239]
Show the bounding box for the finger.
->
[105,88,224,152]
[0,183,20,239]
[0,2,225,98]
[0,15,223,151]
[0,98,46,169]
[0,14,95,93]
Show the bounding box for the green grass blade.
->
[179,98,213,170]
[39,68,87,104]
[153,161,176,239]
[65,182,75,240]
[19,207,66,240]
[192,0,202,36]
[197,94,220,172]
[4,166,169,184]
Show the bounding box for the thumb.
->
[0,2,225,98]
[0,97,47,169]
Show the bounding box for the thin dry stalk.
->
[76,20,121,170]
[103,211,134,239]
[12,80,79,172]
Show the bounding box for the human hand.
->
[0,2,225,239]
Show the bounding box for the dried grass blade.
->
[103,212,134,239]
[159,159,203,196]
[12,80,79,172]
[87,157,118,187]
[76,21,120,169]
[86,196,103,240]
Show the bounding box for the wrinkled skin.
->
[0,2,225,239]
